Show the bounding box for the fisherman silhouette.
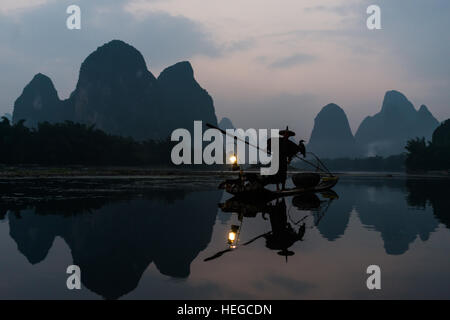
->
[267,126,305,190]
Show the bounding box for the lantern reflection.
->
[227,225,240,248]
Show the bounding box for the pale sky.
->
[1,0,449,139]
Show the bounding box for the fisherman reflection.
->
[262,198,305,261]
[204,195,326,262]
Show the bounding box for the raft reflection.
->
[205,191,338,262]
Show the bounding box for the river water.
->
[0,175,449,299]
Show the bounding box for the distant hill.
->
[355,90,439,156]
[12,73,69,126]
[12,40,218,140]
[219,117,235,130]
[158,61,217,137]
[307,103,359,158]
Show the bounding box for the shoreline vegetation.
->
[0,119,174,166]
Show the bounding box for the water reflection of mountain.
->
[6,189,222,300]
[317,178,443,255]
[406,179,450,229]
[315,185,355,241]
[353,179,439,255]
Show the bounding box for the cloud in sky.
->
[303,4,358,16]
[0,0,449,135]
[215,92,321,140]
[0,0,223,65]
[0,0,50,14]
[269,53,317,69]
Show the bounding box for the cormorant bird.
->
[298,140,306,157]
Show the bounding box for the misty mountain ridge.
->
[355,90,439,157]
[12,40,218,140]
[307,91,439,159]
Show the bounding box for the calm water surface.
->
[0,176,449,299]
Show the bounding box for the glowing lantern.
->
[227,225,240,248]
